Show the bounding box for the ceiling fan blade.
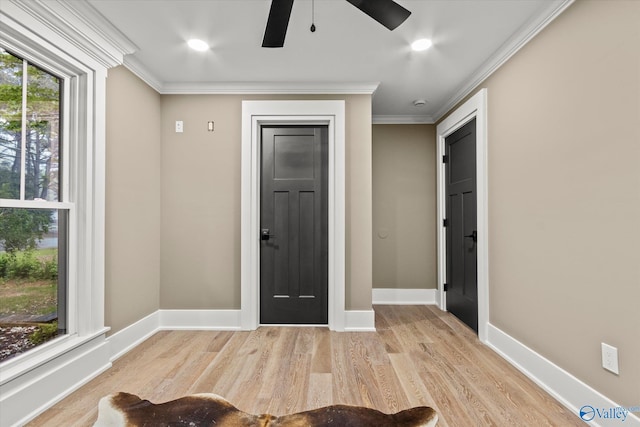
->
[262,0,295,48]
[345,0,411,31]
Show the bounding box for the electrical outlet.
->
[175,120,183,133]
[601,343,619,374]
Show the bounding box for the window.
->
[0,49,68,362]
[1,3,113,423]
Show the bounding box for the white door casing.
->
[241,100,346,331]
[436,89,489,343]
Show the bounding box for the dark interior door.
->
[260,126,328,324]
[445,118,478,333]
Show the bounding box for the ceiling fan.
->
[262,0,411,48]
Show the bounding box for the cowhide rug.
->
[94,392,438,426]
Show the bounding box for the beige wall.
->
[105,66,162,334]
[372,124,436,289]
[443,0,639,405]
[160,94,372,311]
[104,72,373,326]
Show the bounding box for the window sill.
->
[0,327,110,386]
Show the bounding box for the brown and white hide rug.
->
[94,392,438,427]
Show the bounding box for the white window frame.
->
[0,5,109,425]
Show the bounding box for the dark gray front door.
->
[445,118,478,333]
[260,126,328,324]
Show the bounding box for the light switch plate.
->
[175,120,183,133]
[601,343,619,374]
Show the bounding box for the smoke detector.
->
[413,99,427,107]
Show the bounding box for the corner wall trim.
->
[344,310,376,332]
[372,288,436,305]
[487,324,640,427]
[107,311,160,362]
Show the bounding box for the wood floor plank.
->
[186,332,251,394]
[27,305,583,426]
[329,332,365,407]
[310,327,332,373]
[306,373,333,408]
[372,363,411,413]
[419,368,478,427]
[256,327,298,402]
[388,353,439,408]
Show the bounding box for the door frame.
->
[241,100,346,331]
[436,89,489,342]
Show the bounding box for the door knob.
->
[261,228,276,241]
[464,230,477,242]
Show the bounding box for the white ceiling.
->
[86,0,571,122]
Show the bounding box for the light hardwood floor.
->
[28,305,583,426]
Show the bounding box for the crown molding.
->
[372,115,435,125]
[121,60,380,96]
[434,0,575,122]
[58,0,138,55]
[158,81,380,95]
[123,56,163,92]
[7,0,137,69]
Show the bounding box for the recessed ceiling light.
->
[411,38,432,52]
[187,39,209,52]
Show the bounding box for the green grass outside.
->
[0,281,57,317]
[0,248,58,318]
[32,247,57,257]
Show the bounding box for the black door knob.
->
[464,230,477,242]
[261,228,276,241]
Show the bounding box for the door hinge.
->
[442,155,449,163]
[443,283,448,292]
[443,218,448,227]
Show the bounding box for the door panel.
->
[299,191,316,296]
[274,135,315,179]
[261,126,328,324]
[445,118,478,332]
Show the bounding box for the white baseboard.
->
[1,333,111,427]
[487,324,640,427]
[108,311,160,362]
[107,309,376,361]
[372,288,437,305]
[158,309,243,330]
[106,310,242,364]
[344,310,376,332]
[108,309,375,360]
